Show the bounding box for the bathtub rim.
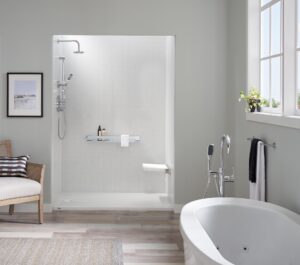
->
[180,197,300,265]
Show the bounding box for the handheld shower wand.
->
[208,144,214,158]
[202,144,216,198]
[207,144,214,173]
[67,74,73,81]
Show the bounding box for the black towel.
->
[249,138,261,183]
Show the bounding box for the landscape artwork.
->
[7,73,43,117]
[14,80,37,110]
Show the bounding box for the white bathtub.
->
[180,198,300,265]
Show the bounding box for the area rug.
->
[0,238,123,265]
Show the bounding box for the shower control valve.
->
[56,96,66,112]
[57,81,68,88]
[224,167,235,182]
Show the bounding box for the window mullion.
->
[283,0,296,116]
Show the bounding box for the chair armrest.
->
[27,162,45,186]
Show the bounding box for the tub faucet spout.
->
[218,134,232,197]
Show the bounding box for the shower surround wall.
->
[52,36,173,208]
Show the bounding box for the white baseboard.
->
[173,204,183,214]
[53,192,174,211]
[0,200,182,214]
[0,203,52,213]
[0,202,183,214]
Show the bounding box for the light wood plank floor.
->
[0,211,184,265]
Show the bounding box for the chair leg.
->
[38,196,44,224]
[9,205,14,215]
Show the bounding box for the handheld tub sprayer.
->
[202,144,222,198]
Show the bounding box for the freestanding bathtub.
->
[180,198,300,265]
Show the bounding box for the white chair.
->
[0,140,45,224]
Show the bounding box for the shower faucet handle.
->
[224,167,236,182]
[224,175,235,182]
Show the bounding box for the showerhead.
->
[74,50,84,54]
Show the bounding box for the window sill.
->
[246,112,300,129]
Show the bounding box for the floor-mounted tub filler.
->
[180,198,300,265]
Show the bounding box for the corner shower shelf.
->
[85,135,141,143]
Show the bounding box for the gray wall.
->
[2,0,299,213]
[0,0,231,204]
[228,0,300,214]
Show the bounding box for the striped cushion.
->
[0,156,30,178]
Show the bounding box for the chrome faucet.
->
[202,134,235,198]
[218,134,234,197]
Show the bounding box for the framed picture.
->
[7,73,43,117]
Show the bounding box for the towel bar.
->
[247,137,276,149]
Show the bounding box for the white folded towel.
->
[121,134,130,147]
[250,141,266,201]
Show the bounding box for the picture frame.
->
[7,73,43,117]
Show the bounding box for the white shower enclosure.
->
[52,35,175,210]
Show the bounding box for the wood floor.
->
[0,210,185,265]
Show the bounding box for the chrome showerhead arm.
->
[57,39,84,54]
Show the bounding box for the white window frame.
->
[247,0,300,129]
[259,0,283,114]
[296,0,300,115]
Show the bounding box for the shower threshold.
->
[53,192,173,211]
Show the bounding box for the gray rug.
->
[0,238,123,265]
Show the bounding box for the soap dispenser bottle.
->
[97,125,102,136]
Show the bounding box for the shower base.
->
[53,192,173,211]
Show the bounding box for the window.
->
[260,0,282,112]
[248,0,300,129]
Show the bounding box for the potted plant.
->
[271,98,280,109]
[239,88,267,112]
